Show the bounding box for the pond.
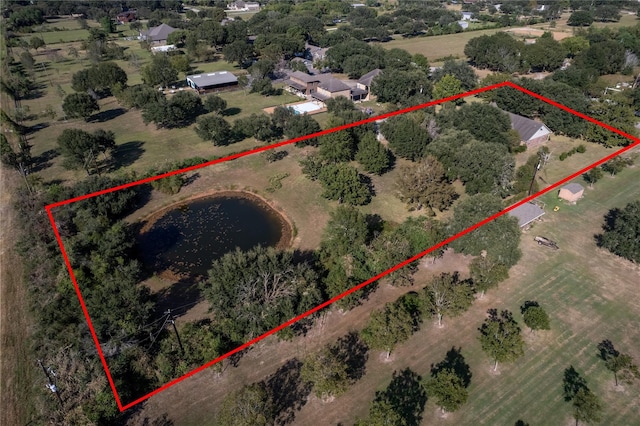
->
[137,192,291,279]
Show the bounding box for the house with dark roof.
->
[509,202,546,228]
[285,72,367,102]
[140,23,177,45]
[558,183,584,203]
[357,69,382,101]
[508,112,552,148]
[186,72,238,93]
[117,11,136,24]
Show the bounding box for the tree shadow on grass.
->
[430,346,472,388]
[111,140,145,170]
[263,358,313,425]
[375,368,427,426]
[90,107,127,123]
[30,148,59,172]
[224,107,241,116]
[333,331,369,382]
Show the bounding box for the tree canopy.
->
[598,201,640,263]
[202,246,322,342]
[478,309,525,371]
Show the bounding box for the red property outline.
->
[45,82,640,411]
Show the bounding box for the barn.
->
[509,202,546,228]
[508,112,552,148]
[186,72,238,93]
[558,183,584,203]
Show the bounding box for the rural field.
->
[130,148,640,425]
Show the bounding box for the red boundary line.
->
[44,82,640,411]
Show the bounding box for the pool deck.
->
[263,99,327,116]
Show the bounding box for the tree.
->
[170,54,191,76]
[563,365,589,402]
[598,201,640,263]
[585,101,636,147]
[449,193,522,267]
[576,41,625,76]
[57,129,114,174]
[583,166,603,188]
[520,301,551,333]
[29,36,45,52]
[424,273,474,328]
[425,369,468,414]
[597,340,640,386]
[524,32,567,72]
[141,54,178,87]
[361,368,427,425]
[567,11,594,26]
[370,68,431,105]
[317,163,372,205]
[62,93,99,121]
[233,113,279,142]
[380,114,431,161]
[215,383,274,426]
[223,40,254,68]
[355,132,391,175]
[202,246,322,342]
[361,302,414,359]
[432,74,463,106]
[602,156,633,176]
[73,62,129,95]
[100,16,115,33]
[478,309,525,371]
[320,205,370,258]
[432,59,477,91]
[318,130,355,163]
[203,94,227,114]
[0,133,32,189]
[143,91,203,129]
[301,344,350,399]
[464,32,525,73]
[573,387,603,426]
[395,155,457,214]
[195,115,232,145]
[469,255,509,298]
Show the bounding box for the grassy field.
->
[0,171,37,426]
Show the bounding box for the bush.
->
[576,144,586,153]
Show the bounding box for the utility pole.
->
[528,160,542,196]
[165,309,185,355]
[38,359,63,409]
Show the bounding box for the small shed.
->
[559,183,584,203]
[186,72,238,93]
[509,202,545,228]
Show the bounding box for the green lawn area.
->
[375,28,507,61]
[21,28,90,45]
[290,161,640,426]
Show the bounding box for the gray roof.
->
[508,112,551,142]
[561,183,584,194]
[289,71,319,83]
[358,69,382,87]
[186,71,237,88]
[319,77,351,93]
[144,23,176,42]
[508,202,545,227]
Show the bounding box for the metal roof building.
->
[509,202,546,228]
[186,72,238,92]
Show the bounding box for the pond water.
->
[138,193,289,278]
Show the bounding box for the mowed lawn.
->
[375,28,505,61]
[290,163,640,426]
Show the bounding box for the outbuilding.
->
[509,202,546,228]
[186,72,238,93]
[558,183,584,203]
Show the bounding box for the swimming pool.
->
[290,101,324,114]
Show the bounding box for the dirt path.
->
[0,169,36,426]
[128,250,472,425]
